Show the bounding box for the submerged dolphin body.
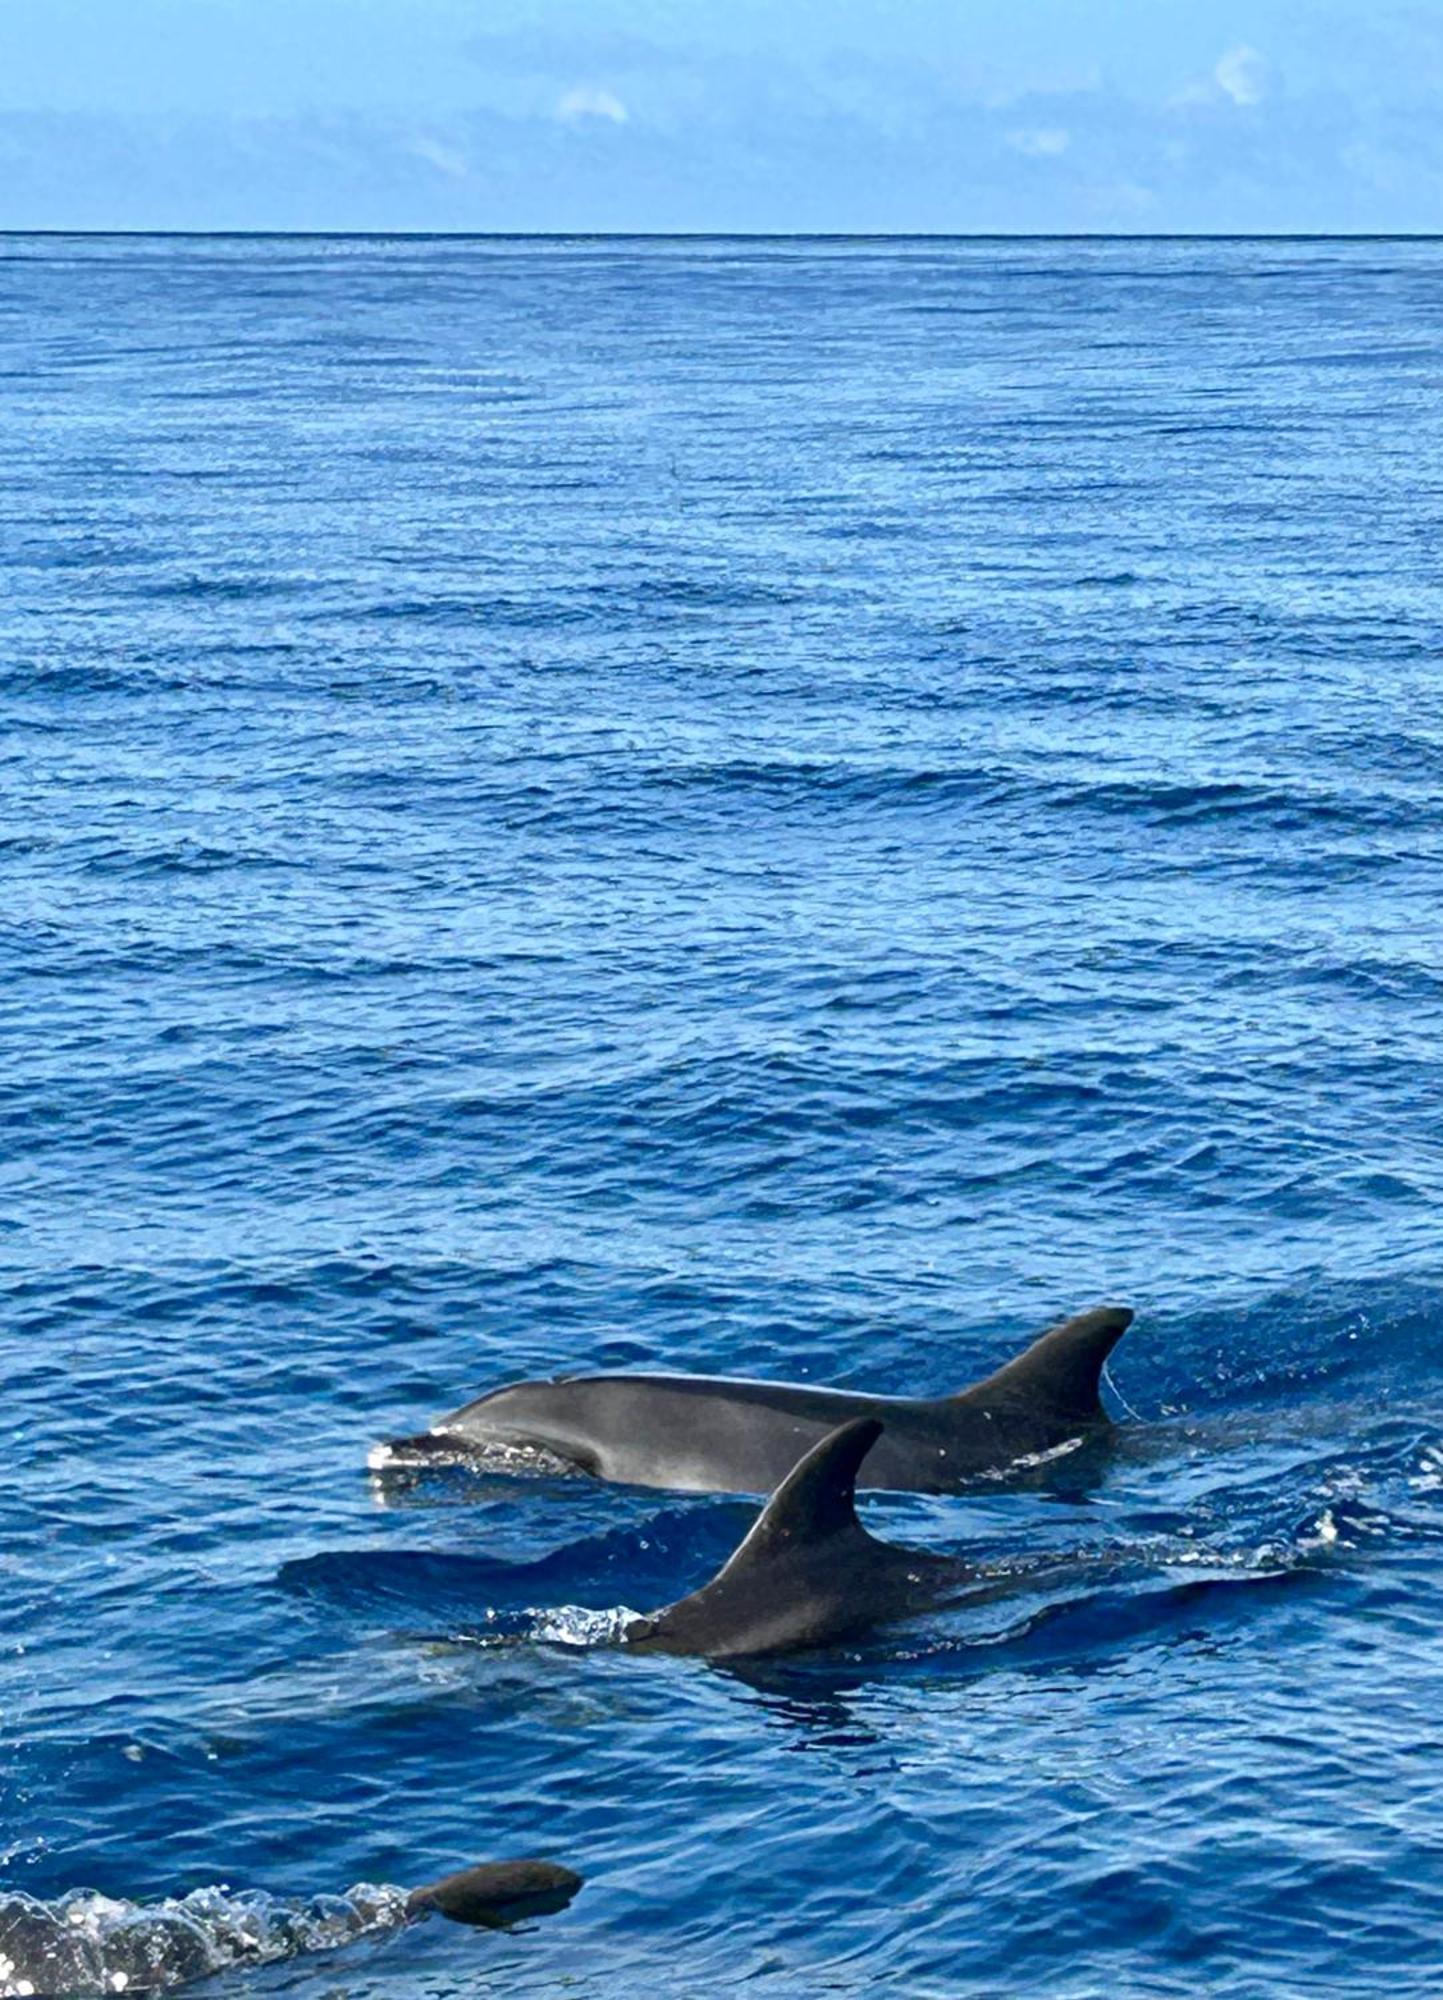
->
[623,1417,972,1658]
[378,1306,1133,1495]
[0,1860,582,1998]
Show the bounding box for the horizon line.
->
[4,228,1443,243]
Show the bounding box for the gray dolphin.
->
[377,1305,1133,1495]
[622,1417,973,1658]
[0,1859,582,1997]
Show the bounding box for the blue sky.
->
[3,0,1443,231]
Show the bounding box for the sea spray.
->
[0,1882,406,1998]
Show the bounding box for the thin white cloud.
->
[1007,126,1070,157]
[555,86,628,126]
[1214,45,1268,107]
[409,136,468,179]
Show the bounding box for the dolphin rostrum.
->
[376,1305,1133,1495]
[622,1417,974,1658]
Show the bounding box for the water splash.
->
[367,1437,580,1480]
[529,1605,643,1648]
[0,1882,407,1998]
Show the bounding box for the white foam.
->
[980,1434,1087,1479]
[530,1605,641,1648]
[0,1882,408,1998]
[1410,1443,1443,1492]
[1299,1508,1340,1551]
[367,1436,577,1478]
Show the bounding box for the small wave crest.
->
[529,1604,642,1648]
[0,1882,406,1998]
[443,1605,641,1651]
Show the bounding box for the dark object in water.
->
[0,1856,583,1997]
[405,1857,584,1927]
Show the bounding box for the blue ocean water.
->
[2,233,1443,1997]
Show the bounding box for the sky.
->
[2,0,1443,232]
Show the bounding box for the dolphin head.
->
[405,1859,584,1927]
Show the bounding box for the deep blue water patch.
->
[3,236,1443,1997]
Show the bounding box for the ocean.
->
[3,234,1443,1997]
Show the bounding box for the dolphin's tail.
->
[957,1305,1133,1426]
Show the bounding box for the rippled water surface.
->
[4,235,1443,1997]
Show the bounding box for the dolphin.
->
[0,1858,582,1998]
[404,1857,582,1926]
[622,1417,974,1658]
[375,1304,1133,1495]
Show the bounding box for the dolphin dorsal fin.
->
[957,1305,1133,1424]
[715,1417,883,1577]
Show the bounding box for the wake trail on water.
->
[0,1882,408,1998]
